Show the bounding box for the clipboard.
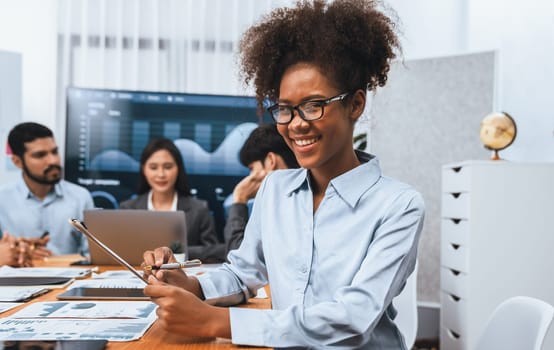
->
[68,219,148,284]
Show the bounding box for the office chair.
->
[394,260,418,349]
[475,296,554,350]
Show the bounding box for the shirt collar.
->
[16,175,63,199]
[285,150,381,208]
[329,150,381,208]
[285,168,310,196]
[147,190,178,211]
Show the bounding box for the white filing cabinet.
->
[440,161,554,350]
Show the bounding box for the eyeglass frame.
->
[266,92,350,125]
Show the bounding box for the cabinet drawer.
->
[440,326,466,350]
[442,165,470,193]
[442,218,470,246]
[441,267,468,299]
[441,291,467,335]
[442,192,470,219]
[441,242,469,273]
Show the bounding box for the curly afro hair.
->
[239,0,401,107]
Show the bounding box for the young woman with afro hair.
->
[143,1,425,348]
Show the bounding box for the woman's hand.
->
[145,276,231,338]
[142,246,177,279]
[143,246,177,266]
[142,247,202,295]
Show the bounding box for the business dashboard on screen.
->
[65,87,268,239]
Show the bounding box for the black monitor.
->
[64,87,268,240]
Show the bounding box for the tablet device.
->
[68,219,148,284]
[57,287,148,300]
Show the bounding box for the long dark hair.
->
[137,138,191,196]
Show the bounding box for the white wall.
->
[467,0,554,161]
[387,0,468,59]
[0,50,22,183]
[388,0,554,162]
[0,0,59,137]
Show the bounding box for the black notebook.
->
[0,276,72,287]
[57,287,148,300]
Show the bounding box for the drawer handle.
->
[449,268,461,276]
[451,167,462,173]
[451,243,460,250]
[449,294,461,302]
[448,329,461,339]
[450,218,462,224]
[450,192,461,198]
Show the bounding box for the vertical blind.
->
[57,0,294,95]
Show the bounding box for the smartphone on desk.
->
[69,259,92,266]
[57,287,148,300]
[2,340,107,350]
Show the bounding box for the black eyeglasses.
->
[267,92,350,124]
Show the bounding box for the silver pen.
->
[143,259,202,271]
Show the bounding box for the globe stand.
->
[490,150,500,161]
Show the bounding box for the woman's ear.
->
[349,89,366,122]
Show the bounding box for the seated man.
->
[224,124,299,253]
[0,122,94,257]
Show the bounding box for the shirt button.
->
[300,265,307,273]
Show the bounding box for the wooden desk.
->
[2,255,271,349]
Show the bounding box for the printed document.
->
[0,301,157,341]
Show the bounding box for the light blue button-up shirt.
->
[197,152,425,349]
[0,176,94,255]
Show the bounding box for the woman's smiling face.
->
[276,63,363,177]
[142,149,179,196]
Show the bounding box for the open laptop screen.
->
[82,209,187,266]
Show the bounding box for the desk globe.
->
[479,112,517,160]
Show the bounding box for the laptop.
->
[83,209,188,266]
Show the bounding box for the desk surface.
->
[2,255,271,350]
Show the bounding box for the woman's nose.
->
[289,109,309,129]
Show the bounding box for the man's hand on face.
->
[233,166,267,204]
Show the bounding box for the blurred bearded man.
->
[0,122,93,257]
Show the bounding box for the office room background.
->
[1,0,553,342]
